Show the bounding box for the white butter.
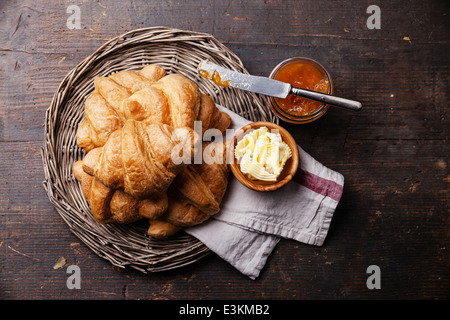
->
[234,126,292,181]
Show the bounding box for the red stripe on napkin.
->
[294,169,343,202]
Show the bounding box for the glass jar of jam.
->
[268,57,334,124]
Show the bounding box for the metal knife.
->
[198,60,362,111]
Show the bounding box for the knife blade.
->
[197,60,362,111]
[198,60,291,99]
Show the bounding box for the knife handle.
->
[290,87,362,111]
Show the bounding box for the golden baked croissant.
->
[82,119,198,199]
[72,161,168,224]
[77,65,167,152]
[147,142,229,238]
[77,64,231,152]
[72,141,228,234]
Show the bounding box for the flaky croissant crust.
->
[77,64,230,153]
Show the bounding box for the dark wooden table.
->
[1,0,448,300]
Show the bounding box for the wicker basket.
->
[41,26,275,273]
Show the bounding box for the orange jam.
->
[199,70,231,88]
[274,62,329,116]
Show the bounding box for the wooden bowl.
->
[228,121,299,192]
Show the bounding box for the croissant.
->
[77,65,167,152]
[147,142,229,238]
[77,64,231,152]
[82,119,198,199]
[72,141,228,233]
[73,161,168,224]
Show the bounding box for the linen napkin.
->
[185,106,344,279]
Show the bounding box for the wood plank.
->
[1,1,448,142]
[1,138,448,298]
[0,0,448,300]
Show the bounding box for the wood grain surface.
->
[0,0,448,299]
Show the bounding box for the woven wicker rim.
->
[41,26,275,273]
